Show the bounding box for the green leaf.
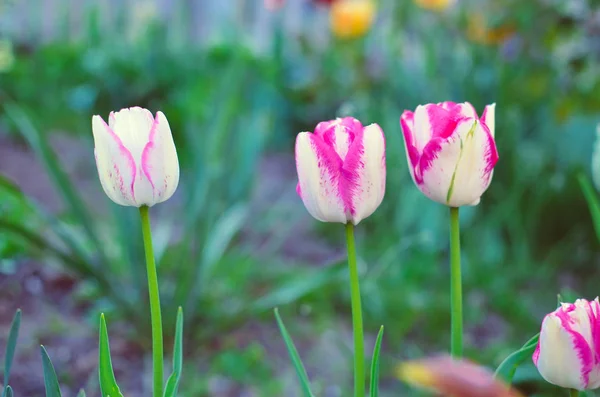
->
[40,346,62,397]
[4,386,12,397]
[98,314,124,397]
[494,333,540,383]
[3,309,21,397]
[76,390,86,397]
[369,326,384,397]
[577,172,600,243]
[163,307,184,397]
[274,308,314,397]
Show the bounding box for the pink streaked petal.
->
[344,123,386,225]
[400,111,419,169]
[92,115,137,206]
[417,118,497,206]
[481,103,496,138]
[140,111,179,206]
[295,132,346,223]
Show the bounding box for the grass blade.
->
[274,308,314,397]
[369,326,384,397]
[76,389,86,397]
[3,309,21,397]
[4,386,12,397]
[98,314,124,397]
[578,173,600,243]
[494,333,539,383]
[40,346,62,397]
[163,307,184,397]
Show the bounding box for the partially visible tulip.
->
[295,117,386,225]
[92,107,179,207]
[533,298,600,391]
[414,0,455,12]
[400,101,498,207]
[330,0,376,39]
[397,355,524,397]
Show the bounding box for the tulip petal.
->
[535,311,593,390]
[92,116,137,206]
[481,103,495,138]
[343,123,386,225]
[295,132,346,223]
[111,107,154,162]
[141,111,180,205]
[417,118,498,206]
[400,111,419,172]
[315,117,362,160]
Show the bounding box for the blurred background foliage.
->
[1,0,600,396]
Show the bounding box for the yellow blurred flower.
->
[414,0,455,12]
[0,39,14,73]
[467,12,516,45]
[330,0,376,40]
[396,355,524,397]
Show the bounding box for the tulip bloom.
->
[92,107,179,207]
[398,355,524,397]
[533,298,600,391]
[330,0,376,39]
[400,102,498,207]
[295,117,386,225]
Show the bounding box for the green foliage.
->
[98,314,124,397]
[495,333,539,384]
[2,310,21,397]
[369,326,384,397]
[274,308,314,397]
[40,346,62,397]
[163,307,184,397]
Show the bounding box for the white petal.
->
[413,105,433,153]
[140,111,180,205]
[111,107,154,164]
[536,315,590,390]
[295,132,346,223]
[419,119,497,207]
[348,124,386,225]
[92,115,138,206]
[481,103,495,138]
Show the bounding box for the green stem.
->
[449,207,463,358]
[345,223,365,397]
[570,389,579,397]
[140,206,164,397]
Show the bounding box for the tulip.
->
[92,107,179,207]
[295,117,386,225]
[397,355,524,397]
[533,298,600,391]
[400,101,498,207]
[330,0,376,39]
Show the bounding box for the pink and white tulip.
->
[92,107,179,207]
[533,298,600,391]
[295,117,386,225]
[400,102,498,207]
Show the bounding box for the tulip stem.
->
[345,222,365,397]
[570,390,579,397]
[449,206,463,358]
[140,205,164,397]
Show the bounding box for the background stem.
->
[449,207,463,357]
[140,206,164,397]
[570,389,579,397]
[345,223,365,397]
